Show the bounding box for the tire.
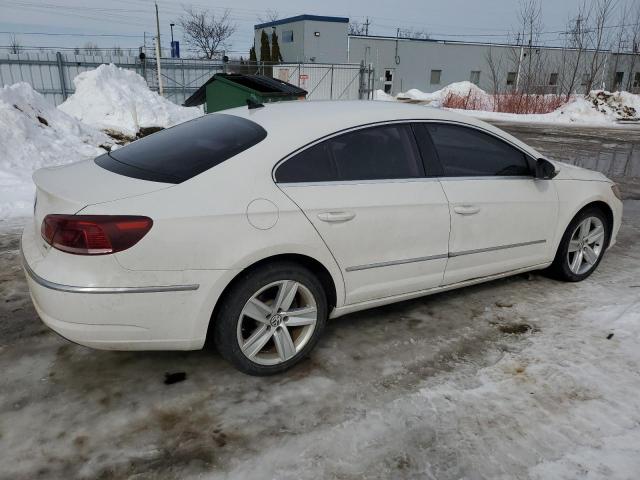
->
[550,207,610,282]
[213,261,328,376]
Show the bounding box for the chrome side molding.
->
[346,240,547,272]
[449,240,546,258]
[346,253,448,272]
[21,247,199,294]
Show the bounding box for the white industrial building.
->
[254,14,640,96]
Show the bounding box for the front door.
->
[418,123,558,285]
[275,123,451,304]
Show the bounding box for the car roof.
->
[222,100,542,159]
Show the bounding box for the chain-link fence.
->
[0,52,374,106]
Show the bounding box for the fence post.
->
[330,65,334,100]
[55,51,68,101]
[358,61,366,100]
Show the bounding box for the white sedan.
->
[22,101,623,375]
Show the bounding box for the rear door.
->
[275,123,451,305]
[417,123,558,285]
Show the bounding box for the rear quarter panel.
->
[79,145,347,306]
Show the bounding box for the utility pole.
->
[515,32,524,92]
[155,2,164,96]
[364,17,370,36]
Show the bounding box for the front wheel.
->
[213,262,327,376]
[550,208,609,282]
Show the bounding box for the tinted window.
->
[329,125,423,181]
[426,124,531,177]
[96,114,267,183]
[275,141,337,183]
[276,124,423,183]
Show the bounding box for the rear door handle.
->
[317,211,356,223]
[453,205,481,215]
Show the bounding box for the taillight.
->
[41,215,153,255]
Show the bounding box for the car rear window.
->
[95,113,267,183]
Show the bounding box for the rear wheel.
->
[213,262,327,376]
[551,208,609,282]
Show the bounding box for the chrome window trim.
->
[438,175,535,182]
[279,177,441,188]
[345,240,547,272]
[272,118,538,185]
[21,246,199,294]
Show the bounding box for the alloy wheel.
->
[237,280,318,366]
[566,216,606,275]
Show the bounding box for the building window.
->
[430,69,442,85]
[506,72,517,86]
[282,30,294,43]
[614,72,624,90]
[470,71,481,85]
[384,69,394,94]
[634,72,640,88]
[549,73,558,86]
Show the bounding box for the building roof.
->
[255,14,349,30]
[348,34,611,53]
[183,74,307,107]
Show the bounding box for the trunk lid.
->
[32,158,172,256]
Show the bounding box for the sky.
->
[0,0,618,57]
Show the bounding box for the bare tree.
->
[485,46,505,95]
[257,9,279,24]
[112,45,124,57]
[8,35,21,54]
[560,1,591,98]
[397,27,430,40]
[610,2,629,90]
[511,0,548,94]
[349,21,368,36]
[625,0,640,91]
[178,8,237,59]
[83,42,100,55]
[584,0,617,92]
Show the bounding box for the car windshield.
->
[95,113,267,183]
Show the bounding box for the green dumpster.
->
[183,74,307,113]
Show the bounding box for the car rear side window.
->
[95,114,267,183]
[275,124,424,183]
[426,124,531,177]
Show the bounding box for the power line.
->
[0,30,144,38]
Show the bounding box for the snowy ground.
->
[1,126,640,478]
[1,203,639,479]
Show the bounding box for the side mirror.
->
[535,158,558,180]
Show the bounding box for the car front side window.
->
[425,124,532,177]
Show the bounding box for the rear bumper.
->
[21,227,234,351]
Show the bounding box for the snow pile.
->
[0,83,110,219]
[59,64,202,138]
[392,81,640,125]
[586,90,638,121]
[398,81,492,109]
[460,93,638,126]
[373,89,395,101]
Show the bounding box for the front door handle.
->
[317,211,356,223]
[454,205,481,215]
